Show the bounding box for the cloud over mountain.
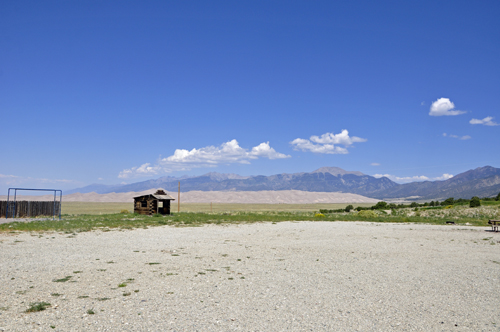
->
[119,140,289,179]
[374,173,454,184]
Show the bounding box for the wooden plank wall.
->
[0,201,61,218]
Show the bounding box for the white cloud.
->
[119,139,290,178]
[443,133,471,140]
[370,163,380,166]
[434,173,454,181]
[374,173,453,184]
[290,130,366,154]
[429,98,466,116]
[470,116,499,126]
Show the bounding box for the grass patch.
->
[26,302,50,312]
[1,203,496,234]
[50,293,63,297]
[52,276,72,282]
[118,283,127,287]
[77,295,89,298]
[87,309,95,314]
[97,297,110,301]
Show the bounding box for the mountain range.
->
[68,166,500,201]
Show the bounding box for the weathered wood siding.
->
[0,201,61,218]
[134,198,171,215]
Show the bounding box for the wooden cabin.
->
[133,190,175,215]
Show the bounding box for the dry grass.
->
[62,202,133,215]
[62,202,374,215]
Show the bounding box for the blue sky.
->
[1,0,499,193]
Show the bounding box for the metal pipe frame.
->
[6,188,63,220]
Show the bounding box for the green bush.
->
[442,197,455,206]
[372,201,388,210]
[357,210,378,218]
[344,205,354,212]
[496,192,500,201]
[319,209,344,214]
[470,196,481,208]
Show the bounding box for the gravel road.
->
[1,221,499,331]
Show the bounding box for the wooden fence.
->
[0,201,61,218]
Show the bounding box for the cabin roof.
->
[133,194,175,200]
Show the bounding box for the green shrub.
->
[357,210,377,218]
[120,210,129,214]
[442,197,455,206]
[319,209,344,213]
[470,196,481,208]
[344,205,354,212]
[372,201,388,210]
[26,302,51,312]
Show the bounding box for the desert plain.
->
[1,220,499,331]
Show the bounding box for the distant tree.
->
[434,200,440,206]
[372,201,388,210]
[443,197,455,206]
[356,206,364,212]
[470,196,481,208]
[388,203,397,209]
[429,201,435,207]
[410,202,418,208]
[496,192,500,201]
[344,205,354,212]
[423,202,429,207]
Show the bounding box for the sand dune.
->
[0,189,378,204]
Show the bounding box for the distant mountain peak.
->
[312,167,364,176]
[202,172,250,181]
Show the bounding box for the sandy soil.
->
[0,189,379,204]
[1,221,499,331]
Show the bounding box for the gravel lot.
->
[1,221,499,331]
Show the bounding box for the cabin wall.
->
[134,198,171,215]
